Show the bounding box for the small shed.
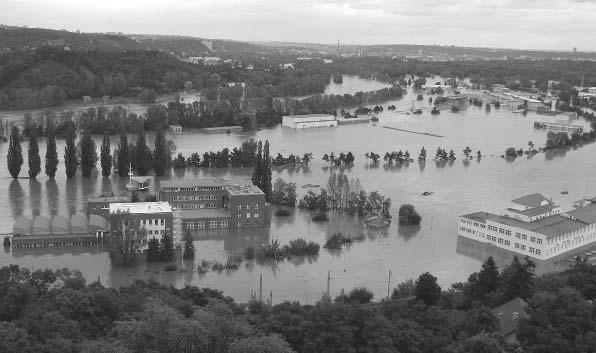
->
[32,216,51,235]
[70,215,89,234]
[51,216,70,234]
[13,216,33,236]
[169,125,182,133]
[126,176,152,191]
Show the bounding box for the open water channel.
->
[0,76,594,303]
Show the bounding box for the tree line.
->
[4,254,596,352]
[6,123,175,179]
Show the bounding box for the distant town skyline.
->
[1,0,595,52]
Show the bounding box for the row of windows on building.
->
[237,203,260,210]
[238,212,259,219]
[460,226,542,256]
[165,186,223,192]
[186,220,229,229]
[514,243,541,255]
[172,195,218,201]
[13,241,100,248]
[460,219,542,244]
[177,203,217,210]
[141,219,166,226]
[147,229,166,235]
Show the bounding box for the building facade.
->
[282,114,338,128]
[459,193,596,260]
[109,202,173,243]
[87,196,130,218]
[159,178,267,231]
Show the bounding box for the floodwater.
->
[1,77,594,304]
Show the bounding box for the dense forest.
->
[2,256,596,353]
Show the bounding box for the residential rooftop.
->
[109,202,172,214]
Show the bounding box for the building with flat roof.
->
[11,214,109,249]
[109,202,174,244]
[159,178,267,231]
[282,114,337,129]
[459,194,596,260]
[87,195,130,218]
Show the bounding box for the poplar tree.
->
[135,127,152,176]
[7,126,23,179]
[153,128,169,176]
[27,131,41,178]
[117,131,129,177]
[45,121,58,178]
[64,125,79,178]
[251,140,273,201]
[251,140,263,190]
[80,130,97,177]
[182,230,195,261]
[262,140,272,201]
[100,132,112,177]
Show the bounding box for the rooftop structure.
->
[159,178,268,231]
[459,194,596,260]
[493,298,528,343]
[225,184,265,196]
[282,114,337,129]
[109,202,172,215]
[11,214,109,249]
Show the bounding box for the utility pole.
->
[259,274,263,302]
[326,270,331,297]
[387,270,392,299]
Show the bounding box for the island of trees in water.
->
[3,254,596,353]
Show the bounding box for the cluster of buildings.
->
[281,113,374,129]
[11,178,268,250]
[458,193,596,261]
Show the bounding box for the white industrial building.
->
[282,114,337,129]
[458,193,596,260]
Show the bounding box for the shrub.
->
[325,233,352,250]
[284,238,320,256]
[275,208,291,217]
[312,212,329,222]
[164,264,177,272]
[244,246,256,260]
[398,204,422,226]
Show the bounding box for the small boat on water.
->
[451,106,460,113]
[422,191,434,196]
[430,107,440,115]
[561,191,569,195]
[412,109,423,115]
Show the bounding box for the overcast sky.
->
[1,0,594,51]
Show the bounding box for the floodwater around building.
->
[1,78,595,304]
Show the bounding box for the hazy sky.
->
[1,0,595,50]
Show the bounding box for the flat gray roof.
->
[225,184,264,196]
[568,204,596,224]
[161,178,251,189]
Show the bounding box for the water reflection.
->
[65,177,79,215]
[45,179,59,215]
[29,179,42,216]
[397,225,421,241]
[100,177,112,196]
[9,179,24,218]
